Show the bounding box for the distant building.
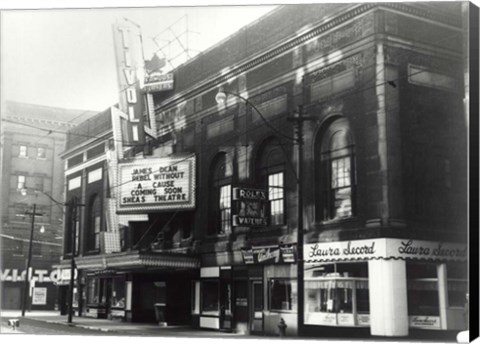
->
[0,101,96,310]
[58,2,472,339]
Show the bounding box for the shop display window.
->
[87,278,100,304]
[221,282,232,315]
[446,261,468,308]
[269,279,296,312]
[304,262,369,327]
[72,287,79,308]
[406,263,439,316]
[202,280,219,314]
[111,278,126,308]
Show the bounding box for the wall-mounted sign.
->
[409,316,441,329]
[32,287,47,305]
[305,238,468,262]
[112,20,146,146]
[117,156,196,213]
[241,245,297,265]
[144,73,174,93]
[232,187,269,227]
[0,268,77,284]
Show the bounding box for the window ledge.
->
[317,216,358,226]
[201,311,220,316]
[205,233,229,240]
[268,309,295,314]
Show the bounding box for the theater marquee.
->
[117,156,196,213]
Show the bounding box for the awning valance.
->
[56,250,199,272]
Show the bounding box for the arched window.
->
[256,138,285,226]
[317,118,355,221]
[209,153,232,235]
[87,195,101,251]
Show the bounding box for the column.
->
[368,259,409,336]
[437,263,448,329]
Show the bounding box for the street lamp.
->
[215,87,315,336]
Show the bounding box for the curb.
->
[44,320,115,333]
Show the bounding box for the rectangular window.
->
[219,185,231,234]
[36,147,46,159]
[34,176,44,191]
[331,156,352,218]
[94,216,101,250]
[75,220,80,255]
[268,172,284,225]
[202,280,219,314]
[19,145,28,158]
[269,279,297,311]
[17,175,26,190]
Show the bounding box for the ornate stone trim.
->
[155,2,461,112]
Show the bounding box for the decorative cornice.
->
[155,2,459,113]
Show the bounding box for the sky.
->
[1,3,278,112]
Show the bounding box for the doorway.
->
[250,280,264,334]
[233,280,248,334]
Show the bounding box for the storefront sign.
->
[110,309,126,318]
[241,245,296,265]
[392,239,468,261]
[117,156,196,213]
[305,238,467,262]
[306,239,380,261]
[232,187,268,227]
[235,298,248,307]
[356,314,370,326]
[280,245,296,263]
[337,313,355,326]
[112,20,146,146]
[409,316,441,329]
[144,73,174,92]
[0,268,76,284]
[32,288,47,305]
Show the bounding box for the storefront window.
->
[73,287,79,308]
[356,280,370,313]
[87,278,100,304]
[221,282,232,315]
[304,262,368,327]
[269,279,296,311]
[447,261,468,308]
[407,262,439,316]
[202,280,219,314]
[111,278,126,308]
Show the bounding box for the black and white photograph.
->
[0,1,478,343]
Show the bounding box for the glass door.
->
[220,281,232,331]
[250,280,264,334]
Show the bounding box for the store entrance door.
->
[233,280,248,334]
[250,280,264,334]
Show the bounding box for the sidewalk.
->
[0,310,459,342]
[0,310,244,337]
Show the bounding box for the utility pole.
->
[67,196,77,324]
[292,105,305,336]
[22,204,43,317]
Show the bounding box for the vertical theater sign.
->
[112,20,148,152]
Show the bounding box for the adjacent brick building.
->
[0,101,95,310]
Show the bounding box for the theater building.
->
[58,2,470,338]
